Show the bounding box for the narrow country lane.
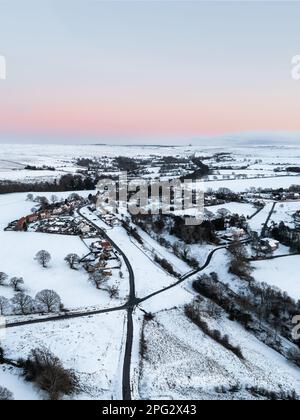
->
[4,204,252,401]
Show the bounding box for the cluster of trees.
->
[27,192,83,206]
[131,213,220,245]
[154,255,180,277]
[179,161,210,181]
[286,167,300,173]
[0,289,62,316]
[214,383,299,400]
[24,165,55,171]
[121,220,144,245]
[35,251,82,270]
[1,347,78,400]
[228,238,253,281]
[171,218,219,244]
[76,157,94,168]
[114,156,138,173]
[129,214,203,269]
[0,174,95,194]
[185,302,244,360]
[247,386,299,400]
[0,272,25,295]
[171,243,199,269]
[20,348,78,400]
[192,272,300,358]
[88,272,119,298]
[270,222,300,253]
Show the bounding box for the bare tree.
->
[0,272,8,286]
[35,290,62,313]
[21,347,78,400]
[106,285,119,299]
[89,272,106,289]
[12,292,34,315]
[26,193,34,202]
[35,250,51,268]
[0,296,10,315]
[35,196,49,208]
[50,194,58,204]
[0,386,14,400]
[228,237,253,281]
[64,254,80,269]
[10,277,24,292]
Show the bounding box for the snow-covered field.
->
[0,193,128,311]
[248,202,275,233]
[252,256,300,300]
[204,176,300,193]
[0,232,128,310]
[80,207,178,298]
[0,365,41,400]
[270,202,300,227]
[1,144,300,193]
[2,312,126,400]
[207,202,256,218]
[1,144,300,400]
[140,308,300,400]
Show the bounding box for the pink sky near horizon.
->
[1,1,300,140]
[0,93,299,137]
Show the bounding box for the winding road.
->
[4,205,250,400]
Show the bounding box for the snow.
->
[1,144,300,400]
[0,231,128,310]
[204,176,300,193]
[252,256,300,300]
[140,308,300,400]
[0,144,300,193]
[207,202,256,218]
[130,224,191,275]
[248,202,275,233]
[3,312,127,400]
[80,207,179,298]
[0,365,41,400]
[270,201,300,227]
[0,193,128,311]
[140,284,192,314]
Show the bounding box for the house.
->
[80,223,91,234]
[101,240,113,251]
[52,208,63,215]
[39,211,50,219]
[85,260,107,273]
[26,214,39,223]
[261,238,279,252]
[15,217,27,231]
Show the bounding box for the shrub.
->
[20,348,78,400]
[154,255,180,277]
[287,348,300,367]
[247,386,299,400]
[185,304,244,360]
[0,386,14,400]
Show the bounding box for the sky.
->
[0,0,300,144]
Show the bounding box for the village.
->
[1,145,300,401]
[5,195,123,281]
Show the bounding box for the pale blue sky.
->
[0,1,300,144]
